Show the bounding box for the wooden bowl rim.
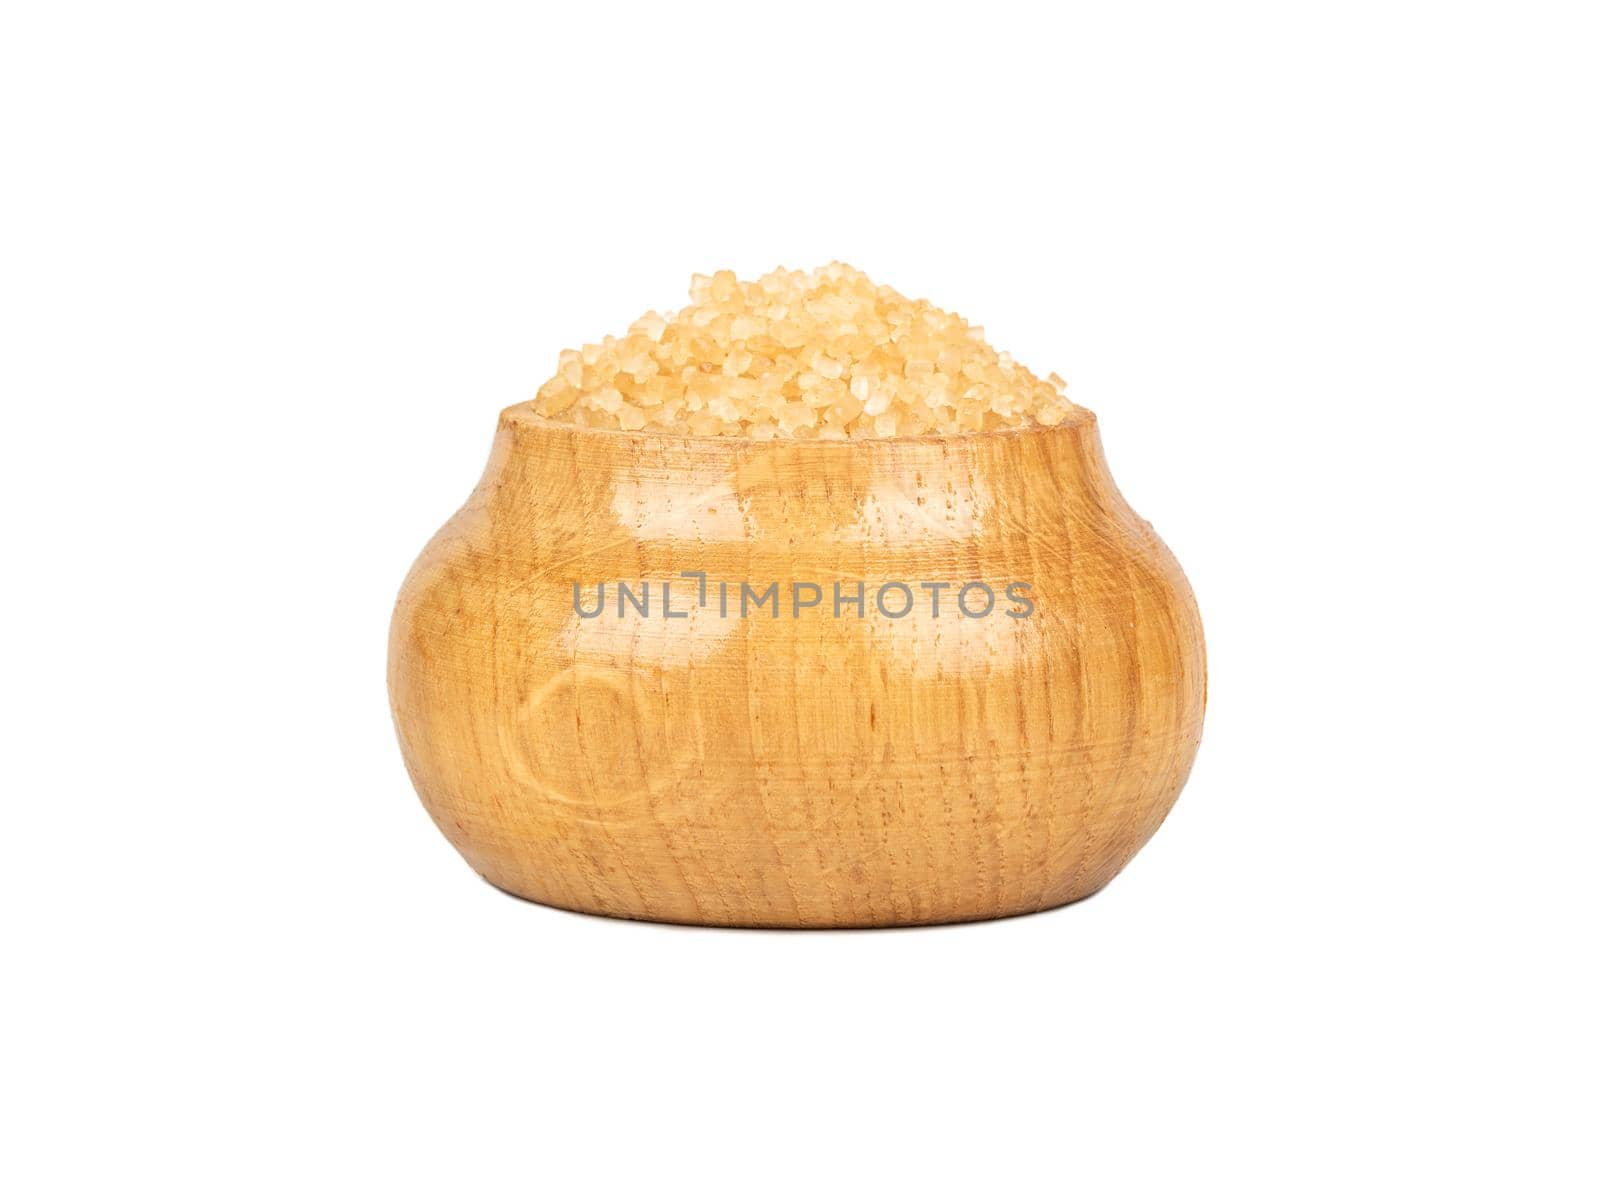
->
[499,400,1098,448]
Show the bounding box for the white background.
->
[3,2,1596,1185]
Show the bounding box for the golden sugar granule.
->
[532,263,1081,438]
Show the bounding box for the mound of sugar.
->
[533,263,1078,438]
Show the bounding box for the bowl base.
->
[476,868,1111,929]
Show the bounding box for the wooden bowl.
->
[389,403,1205,926]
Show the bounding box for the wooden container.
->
[389,403,1205,926]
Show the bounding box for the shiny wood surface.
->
[389,403,1205,926]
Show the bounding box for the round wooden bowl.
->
[389,403,1205,927]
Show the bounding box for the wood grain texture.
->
[389,403,1205,927]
